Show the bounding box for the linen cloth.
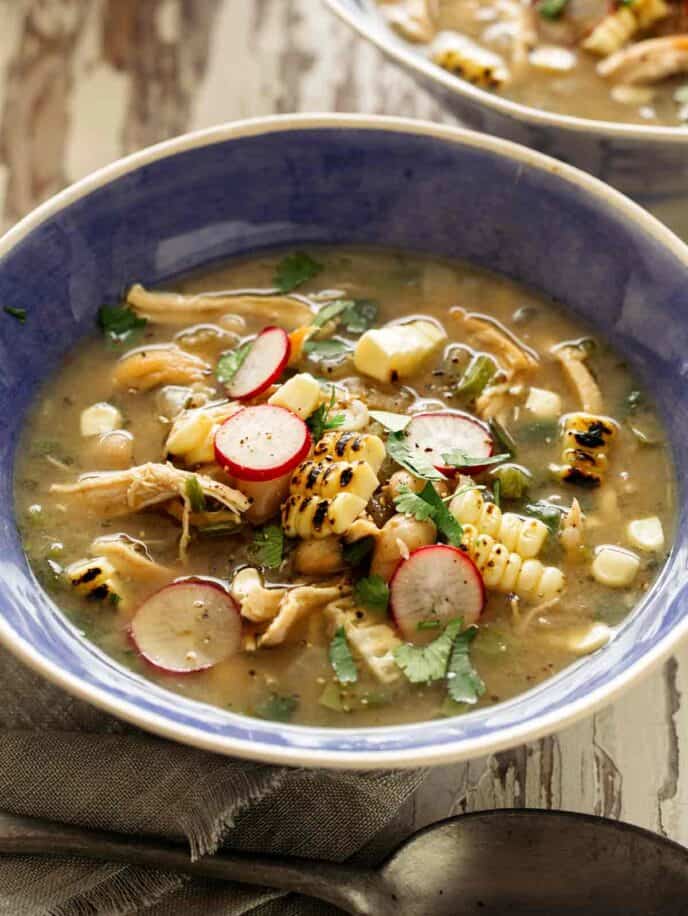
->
[0,647,426,915]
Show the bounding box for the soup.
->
[14,248,673,726]
[375,0,688,126]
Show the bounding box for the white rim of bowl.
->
[1,113,688,769]
[325,0,688,144]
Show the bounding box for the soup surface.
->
[14,247,674,726]
[374,0,688,126]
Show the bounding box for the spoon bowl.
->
[1,808,686,914]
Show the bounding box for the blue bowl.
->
[326,0,688,205]
[1,115,687,768]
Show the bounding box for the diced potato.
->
[268,372,321,420]
[529,46,576,73]
[165,410,215,464]
[627,517,665,553]
[592,545,640,588]
[354,320,446,383]
[525,386,562,420]
[80,402,123,437]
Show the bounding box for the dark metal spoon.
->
[1,808,687,914]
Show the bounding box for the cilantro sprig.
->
[274,252,323,293]
[3,305,26,324]
[353,574,389,613]
[329,627,358,684]
[312,298,379,335]
[368,410,411,433]
[394,482,463,547]
[251,524,284,569]
[98,304,147,346]
[386,431,444,480]
[306,387,346,442]
[216,342,250,386]
[254,693,298,722]
[446,626,486,704]
[441,450,509,470]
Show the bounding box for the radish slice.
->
[390,544,485,644]
[214,404,312,482]
[406,411,493,475]
[130,579,241,673]
[226,326,290,400]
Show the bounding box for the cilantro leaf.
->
[394,619,462,684]
[254,693,298,722]
[3,305,26,323]
[312,299,354,328]
[185,475,206,513]
[329,627,358,684]
[353,574,389,613]
[303,338,352,362]
[394,484,436,521]
[274,252,323,293]
[98,304,147,346]
[342,536,375,568]
[447,625,486,704]
[525,501,563,535]
[369,410,411,433]
[251,524,284,569]
[306,387,346,442]
[441,450,509,470]
[341,299,378,335]
[538,0,569,19]
[216,342,250,386]
[386,431,444,480]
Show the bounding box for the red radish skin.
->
[226,326,290,401]
[214,404,312,482]
[406,411,494,476]
[130,578,242,674]
[390,544,485,644]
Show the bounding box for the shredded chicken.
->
[259,582,351,647]
[128,283,315,329]
[553,344,603,414]
[451,308,538,378]
[231,568,285,623]
[559,498,585,556]
[52,463,249,558]
[90,535,172,583]
[379,0,439,43]
[474,382,524,422]
[598,34,688,84]
[113,345,210,391]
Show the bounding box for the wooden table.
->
[1,0,686,849]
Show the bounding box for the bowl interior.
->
[1,119,687,766]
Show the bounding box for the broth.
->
[375,0,688,126]
[14,247,674,726]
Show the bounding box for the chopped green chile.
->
[15,246,674,727]
[455,353,498,398]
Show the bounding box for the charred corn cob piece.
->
[459,525,565,602]
[583,0,669,56]
[66,556,119,602]
[430,32,510,88]
[289,458,379,501]
[551,412,617,488]
[313,430,385,474]
[450,488,548,559]
[282,493,369,539]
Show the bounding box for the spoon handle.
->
[0,810,384,915]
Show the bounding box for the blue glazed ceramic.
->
[1,115,687,768]
[326,0,688,207]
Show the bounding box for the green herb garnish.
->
[490,463,531,500]
[394,619,462,684]
[342,536,375,567]
[251,524,284,569]
[312,299,354,328]
[538,0,569,19]
[394,482,463,547]
[386,431,444,480]
[441,450,509,470]
[342,299,378,334]
[319,681,349,712]
[274,252,323,293]
[456,353,497,398]
[525,500,563,535]
[254,693,298,722]
[489,417,517,458]
[368,410,411,433]
[353,574,389,613]
[3,305,26,323]
[185,475,206,513]
[329,627,358,684]
[306,387,346,442]
[215,342,250,386]
[98,304,147,346]
[446,625,486,704]
[303,338,352,362]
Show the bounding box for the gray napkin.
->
[0,648,426,915]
